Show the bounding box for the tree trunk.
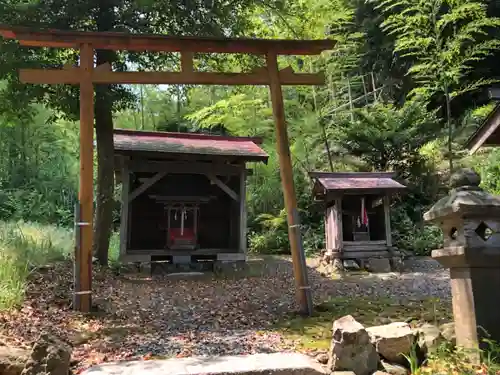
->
[92,0,117,266]
[93,48,115,266]
[445,86,453,179]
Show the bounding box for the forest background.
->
[1,0,500,265]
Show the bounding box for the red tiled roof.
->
[309,172,406,192]
[113,129,268,162]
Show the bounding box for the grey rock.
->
[0,346,30,375]
[343,260,360,270]
[449,168,481,189]
[390,257,404,273]
[333,259,344,272]
[414,323,444,354]
[372,372,391,375]
[332,372,356,375]
[328,315,379,375]
[368,258,392,273]
[315,353,329,364]
[440,322,456,345]
[21,333,71,375]
[366,322,415,364]
[381,361,408,375]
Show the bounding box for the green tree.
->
[0,0,265,265]
[377,0,500,175]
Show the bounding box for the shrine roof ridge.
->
[113,128,269,162]
[0,25,336,55]
[114,128,264,144]
[309,171,406,192]
[309,171,397,179]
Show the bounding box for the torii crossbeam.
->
[0,25,335,315]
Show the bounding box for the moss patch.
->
[274,297,452,350]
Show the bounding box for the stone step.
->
[80,353,326,375]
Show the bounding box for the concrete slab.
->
[80,353,326,375]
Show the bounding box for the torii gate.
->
[0,25,335,315]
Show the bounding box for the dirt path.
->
[0,256,451,371]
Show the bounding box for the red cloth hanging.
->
[361,197,369,226]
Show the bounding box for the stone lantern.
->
[424,168,500,353]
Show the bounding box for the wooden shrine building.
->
[310,172,406,260]
[114,129,268,265]
[466,102,500,154]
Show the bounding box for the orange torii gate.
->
[0,25,335,315]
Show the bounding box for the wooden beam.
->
[383,195,392,247]
[489,87,500,99]
[325,198,343,256]
[19,67,325,86]
[467,106,500,154]
[181,52,193,72]
[76,43,94,313]
[207,173,239,201]
[128,171,166,202]
[119,161,130,257]
[266,51,312,316]
[239,169,247,254]
[127,160,245,176]
[0,25,336,55]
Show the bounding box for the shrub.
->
[392,206,443,256]
[0,221,72,309]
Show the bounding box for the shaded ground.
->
[0,256,452,372]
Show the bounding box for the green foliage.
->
[377,0,500,174]
[0,221,72,309]
[0,102,78,225]
[249,209,291,254]
[330,100,440,173]
[476,149,500,195]
[378,0,500,99]
[391,205,443,256]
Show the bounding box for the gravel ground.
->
[0,256,451,371]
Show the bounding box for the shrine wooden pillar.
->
[266,52,312,315]
[75,43,94,312]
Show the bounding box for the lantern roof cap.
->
[424,168,500,222]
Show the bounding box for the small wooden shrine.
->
[309,172,406,260]
[466,101,500,154]
[114,128,268,265]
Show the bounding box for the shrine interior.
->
[128,172,241,253]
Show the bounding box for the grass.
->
[0,220,121,310]
[0,220,73,309]
[274,296,452,350]
[275,297,500,374]
[419,340,500,374]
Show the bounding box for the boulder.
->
[328,315,379,375]
[372,372,391,375]
[390,257,404,273]
[380,361,408,375]
[315,353,329,364]
[368,258,391,273]
[0,346,30,375]
[332,259,344,272]
[21,333,72,375]
[343,260,360,270]
[440,322,456,346]
[366,322,415,364]
[414,323,444,354]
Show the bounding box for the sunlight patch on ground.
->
[274,297,452,351]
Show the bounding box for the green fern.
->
[377,0,500,99]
